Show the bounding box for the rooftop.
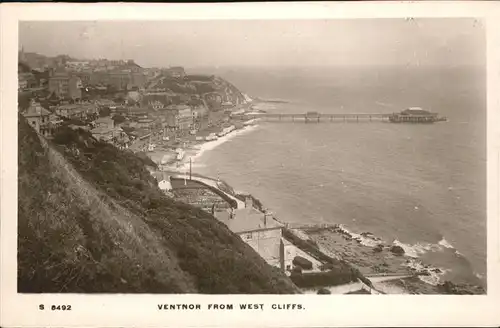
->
[95,117,114,123]
[91,126,123,135]
[400,107,435,116]
[151,171,170,182]
[23,102,51,117]
[217,207,283,234]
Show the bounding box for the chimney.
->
[264,212,273,228]
[245,196,253,209]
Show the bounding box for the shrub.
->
[293,256,313,270]
[317,288,331,294]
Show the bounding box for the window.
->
[245,233,252,240]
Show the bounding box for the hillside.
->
[18,118,298,293]
[144,74,247,109]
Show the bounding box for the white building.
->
[215,197,295,270]
[152,171,173,192]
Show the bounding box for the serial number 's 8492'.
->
[51,305,71,311]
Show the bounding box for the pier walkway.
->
[233,112,392,123]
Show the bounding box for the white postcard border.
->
[1,2,499,327]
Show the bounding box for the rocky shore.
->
[297,225,486,294]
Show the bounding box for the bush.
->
[293,256,313,270]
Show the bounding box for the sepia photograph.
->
[16,18,487,295]
[2,2,500,327]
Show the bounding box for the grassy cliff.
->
[18,118,298,294]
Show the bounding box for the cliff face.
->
[18,118,298,294]
[143,74,247,110]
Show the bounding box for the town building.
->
[163,66,186,79]
[95,99,117,109]
[214,197,295,270]
[18,72,38,91]
[55,103,98,120]
[148,100,166,111]
[94,116,115,130]
[48,70,83,99]
[161,104,193,133]
[109,71,131,91]
[151,171,173,192]
[22,100,53,138]
[136,118,156,129]
[90,116,129,147]
[65,61,90,71]
[89,71,111,86]
[130,72,147,89]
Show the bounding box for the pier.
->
[234,113,392,123]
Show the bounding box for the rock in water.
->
[390,245,405,256]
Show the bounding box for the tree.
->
[18,92,32,111]
[99,107,111,118]
[112,114,126,125]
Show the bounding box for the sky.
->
[19,19,485,68]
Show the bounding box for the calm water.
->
[192,65,487,287]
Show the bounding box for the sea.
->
[189,65,487,290]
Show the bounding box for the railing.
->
[232,113,392,123]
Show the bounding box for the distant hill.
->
[144,74,247,110]
[17,118,298,293]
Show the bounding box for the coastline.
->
[142,99,486,295]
